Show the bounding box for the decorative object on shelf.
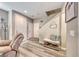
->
[65,2,78,23]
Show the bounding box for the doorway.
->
[27,19,33,40]
[0,9,9,40]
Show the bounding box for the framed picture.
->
[65,2,78,23]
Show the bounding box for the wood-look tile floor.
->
[17,40,66,57]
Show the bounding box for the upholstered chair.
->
[0,33,24,57]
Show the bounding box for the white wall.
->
[61,5,66,49]
[78,2,79,56]
[13,13,27,41]
[39,13,61,43]
[34,20,39,38]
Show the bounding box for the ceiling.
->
[2,2,64,19]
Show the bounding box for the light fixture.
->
[24,10,27,13]
[50,24,57,29]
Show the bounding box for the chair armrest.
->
[0,40,11,46]
[0,46,11,53]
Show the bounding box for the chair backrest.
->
[10,33,24,51]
